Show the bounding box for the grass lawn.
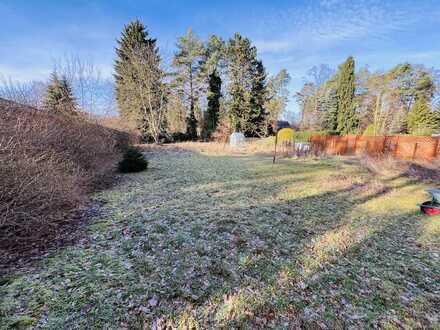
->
[1,145,439,329]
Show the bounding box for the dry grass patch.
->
[360,155,440,183]
[168,139,277,156]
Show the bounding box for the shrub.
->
[0,98,129,257]
[118,147,148,173]
[170,132,191,142]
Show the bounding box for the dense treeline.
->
[297,58,440,136]
[2,19,439,140]
[114,20,290,142]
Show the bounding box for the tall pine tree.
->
[114,20,160,132]
[172,28,205,140]
[202,35,225,138]
[336,56,358,134]
[205,71,222,136]
[226,33,267,135]
[247,60,268,136]
[226,33,254,132]
[322,86,339,132]
[114,20,164,141]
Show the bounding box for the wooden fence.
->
[310,135,440,161]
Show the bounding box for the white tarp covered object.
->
[229,132,246,147]
[295,142,311,153]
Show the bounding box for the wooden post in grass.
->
[273,133,278,163]
[434,138,439,159]
[412,142,418,160]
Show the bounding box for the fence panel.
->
[310,135,439,161]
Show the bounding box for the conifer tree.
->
[172,28,205,140]
[227,33,254,132]
[407,96,438,135]
[247,60,268,136]
[114,20,166,142]
[44,73,61,111]
[205,71,222,136]
[115,20,157,117]
[434,104,440,129]
[202,35,225,138]
[226,33,268,135]
[44,72,77,114]
[322,87,339,132]
[336,56,358,134]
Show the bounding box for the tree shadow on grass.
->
[130,152,430,327]
[135,151,436,328]
[185,190,437,328]
[1,148,436,329]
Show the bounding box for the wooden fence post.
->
[434,138,439,159]
[354,135,358,155]
[273,133,278,163]
[344,138,348,155]
[412,142,418,160]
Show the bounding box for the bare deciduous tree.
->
[53,54,116,116]
[0,77,46,108]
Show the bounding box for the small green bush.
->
[118,147,148,173]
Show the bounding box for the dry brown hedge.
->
[0,98,133,252]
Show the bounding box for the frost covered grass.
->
[1,145,439,329]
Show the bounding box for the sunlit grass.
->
[1,145,438,329]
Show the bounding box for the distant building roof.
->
[275,120,291,130]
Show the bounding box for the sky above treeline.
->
[1,0,440,114]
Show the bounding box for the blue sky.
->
[1,0,440,113]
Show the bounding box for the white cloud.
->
[253,0,436,55]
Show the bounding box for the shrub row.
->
[0,100,133,252]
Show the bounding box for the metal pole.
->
[273,133,278,163]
